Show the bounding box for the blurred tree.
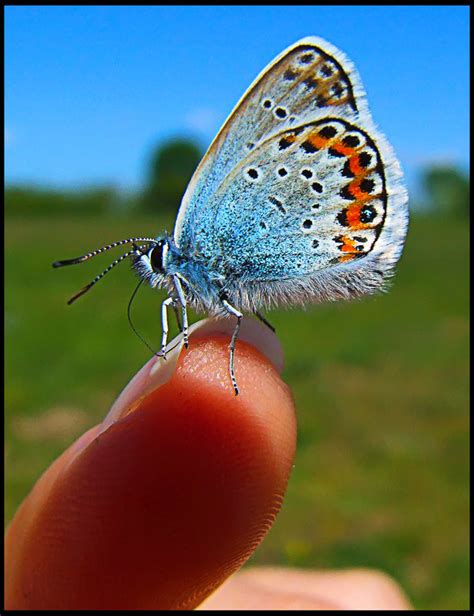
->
[422,165,469,218]
[140,138,202,216]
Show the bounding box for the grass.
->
[5,211,469,609]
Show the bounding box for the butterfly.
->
[53,37,408,395]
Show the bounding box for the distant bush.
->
[138,138,202,216]
[4,185,120,218]
[421,165,469,218]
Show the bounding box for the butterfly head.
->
[131,235,170,288]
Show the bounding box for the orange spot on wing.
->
[338,235,358,253]
[346,205,363,227]
[307,134,329,150]
[336,234,364,263]
[348,178,374,202]
[330,141,355,157]
[349,181,366,201]
[349,154,364,176]
[344,202,374,231]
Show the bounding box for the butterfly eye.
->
[149,241,164,273]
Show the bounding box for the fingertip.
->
[102,316,286,430]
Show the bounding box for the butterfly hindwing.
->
[190,118,389,281]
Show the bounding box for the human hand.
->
[4,318,411,610]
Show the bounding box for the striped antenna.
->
[52,237,157,268]
[66,246,144,305]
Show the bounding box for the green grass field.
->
[5,212,469,609]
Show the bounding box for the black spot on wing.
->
[318,125,337,139]
[299,53,314,64]
[360,178,375,194]
[268,195,286,214]
[284,68,299,81]
[279,137,293,150]
[301,140,318,153]
[342,135,360,148]
[303,76,319,89]
[360,205,376,223]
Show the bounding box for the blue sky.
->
[5,6,470,194]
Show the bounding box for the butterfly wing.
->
[173,37,408,311]
[174,36,371,250]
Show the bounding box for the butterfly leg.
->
[160,297,174,359]
[222,299,243,396]
[173,275,189,348]
[255,311,276,333]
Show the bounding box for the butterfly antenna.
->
[66,247,139,305]
[127,278,161,357]
[52,237,157,268]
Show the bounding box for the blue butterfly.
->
[53,37,408,395]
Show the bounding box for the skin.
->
[4,319,412,610]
